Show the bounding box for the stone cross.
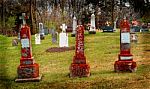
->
[89,14,96,34]
[60,24,67,33]
[19,13,28,25]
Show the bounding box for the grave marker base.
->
[114,60,136,72]
[70,63,90,77]
[89,31,96,34]
[15,75,42,82]
[16,63,41,82]
[17,63,39,78]
[71,33,76,37]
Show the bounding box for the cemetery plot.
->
[0,31,150,88]
[46,46,75,52]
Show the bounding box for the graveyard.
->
[0,0,150,89]
[0,31,150,89]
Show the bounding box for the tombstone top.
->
[19,13,28,25]
[73,17,76,20]
[91,14,95,18]
[60,24,67,33]
[39,23,43,29]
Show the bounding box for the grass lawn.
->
[0,31,150,89]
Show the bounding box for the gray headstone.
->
[131,33,138,43]
[71,16,77,37]
[12,38,18,46]
[39,23,45,40]
[51,29,57,43]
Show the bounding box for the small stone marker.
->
[130,32,138,43]
[12,38,18,46]
[15,13,41,82]
[71,16,77,37]
[18,32,20,41]
[51,29,57,43]
[89,14,96,34]
[114,17,136,72]
[59,24,68,47]
[70,25,90,77]
[35,33,41,44]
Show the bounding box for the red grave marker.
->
[70,25,90,77]
[114,18,137,72]
[15,13,41,82]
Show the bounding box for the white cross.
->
[60,24,67,33]
[19,13,28,25]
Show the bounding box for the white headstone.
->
[59,24,68,47]
[114,18,118,32]
[114,21,116,31]
[59,33,68,47]
[89,14,96,32]
[35,34,41,44]
[72,16,77,35]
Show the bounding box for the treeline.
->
[0,0,149,35]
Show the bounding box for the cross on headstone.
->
[19,13,28,25]
[15,14,41,82]
[59,24,68,47]
[60,24,67,33]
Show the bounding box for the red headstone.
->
[70,25,90,77]
[114,18,137,72]
[15,13,41,82]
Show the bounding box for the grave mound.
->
[46,46,75,52]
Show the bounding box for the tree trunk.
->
[30,0,36,34]
[111,0,114,26]
[2,0,5,34]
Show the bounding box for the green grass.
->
[0,32,150,89]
